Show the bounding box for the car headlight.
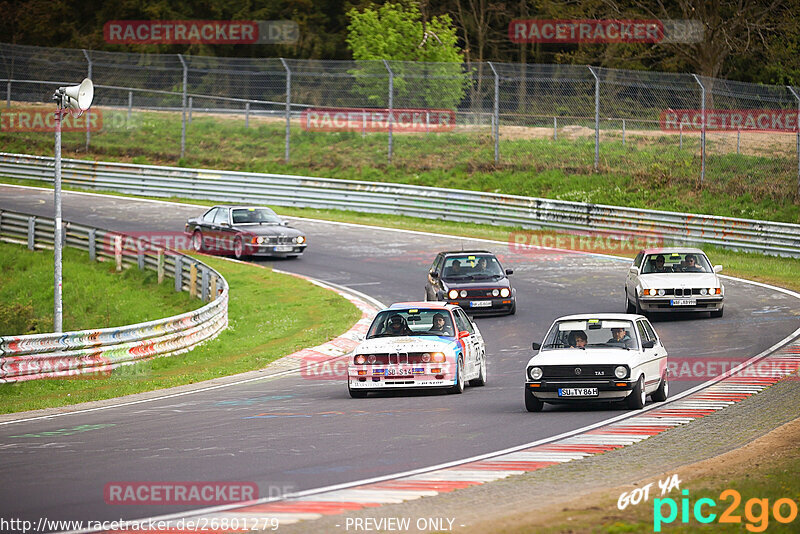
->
[420,353,431,363]
[492,289,500,297]
[367,355,377,364]
[354,354,366,365]
[700,288,708,295]
[657,289,665,296]
[529,367,543,380]
[459,290,468,298]
[615,365,628,379]
[500,288,511,298]
[256,236,265,244]
[448,289,459,299]
[710,287,718,294]
[296,235,306,244]
[432,352,446,363]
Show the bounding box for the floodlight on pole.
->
[52,78,93,332]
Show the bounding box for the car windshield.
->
[540,319,637,350]
[441,255,504,280]
[641,252,712,274]
[367,309,456,338]
[231,208,282,225]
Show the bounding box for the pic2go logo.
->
[654,489,799,532]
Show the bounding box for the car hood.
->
[442,277,511,289]
[233,225,303,237]
[639,273,719,288]
[526,348,638,367]
[356,336,457,354]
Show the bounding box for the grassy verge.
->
[1,104,797,223]
[2,176,799,293]
[0,251,361,414]
[0,240,198,335]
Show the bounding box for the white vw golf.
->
[624,248,725,317]
[348,303,487,398]
[524,314,669,411]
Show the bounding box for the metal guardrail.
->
[1,152,799,257]
[0,209,228,382]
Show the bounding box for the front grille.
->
[457,288,502,298]
[541,365,617,379]
[356,353,438,365]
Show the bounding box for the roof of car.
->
[440,250,494,256]
[553,313,646,321]
[387,302,455,310]
[212,205,277,211]
[640,247,706,255]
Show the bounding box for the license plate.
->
[385,367,415,376]
[671,298,696,306]
[274,245,293,252]
[469,300,492,308]
[558,388,599,397]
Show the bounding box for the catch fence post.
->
[280,58,291,163]
[488,62,500,164]
[588,66,600,171]
[383,59,394,164]
[692,74,706,185]
[178,54,188,160]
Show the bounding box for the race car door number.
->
[558,388,599,397]
[469,300,492,308]
[670,299,696,306]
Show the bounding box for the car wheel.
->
[625,289,635,314]
[651,372,669,402]
[192,231,204,252]
[450,357,465,394]
[233,237,245,260]
[348,385,368,399]
[423,289,429,301]
[469,353,487,387]
[508,300,516,315]
[710,307,723,318]
[525,388,543,412]
[626,375,646,410]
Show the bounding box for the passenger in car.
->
[568,331,588,348]
[682,254,704,272]
[607,328,633,348]
[653,255,672,273]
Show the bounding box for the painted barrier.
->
[0,209,228,382]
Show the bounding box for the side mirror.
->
[714,265,723,273]
[532,342,541,351]
[430,271,439,278]
[505,269,514,275]
[629,266,638,274]
[642,340,656,349]
[355,334,365,342]
[279,220,289,226]
[458,331,470,339]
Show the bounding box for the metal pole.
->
[679,123,683,149]
[127,91,132,121]
[383,59,394,164]
[178,54,187,160]
[553,116,557,140]
[83,49,92,151]
[736,130,740,154]
[788,86,800,197]
[54,106,63,332]
[588,66,600,171]
[692,74,706,185]
[280,58,291,164]
[6,81,10,108]
[188,96,192,124]
[622,119,626,146]
[245,102,250,128]
[488,61,499,164]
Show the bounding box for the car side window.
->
[459,310,476,334]
[453,310,469,334]
[633,252,644,268]
[213,209,229,225]
[636,321,651,347]
[202,208,218,223]
[431,254,442,275]
[642,320,659,345]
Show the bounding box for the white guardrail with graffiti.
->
[0,209,228,382]
[1,152,799,257]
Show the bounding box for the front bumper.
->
[349,364,456,390]
[639,296,723,313]
[525,379,634,402]
[245,244,307,257]
[445,297,515,314]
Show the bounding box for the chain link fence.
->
[2,42,799,201]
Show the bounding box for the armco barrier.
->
[0,209,228,382]
[1,152,799,257]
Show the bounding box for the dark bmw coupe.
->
[185,205,306,259]
[424,250,516,315]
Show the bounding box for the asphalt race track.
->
[1,185,799,530]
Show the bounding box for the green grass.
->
[0,249,361,414]
[0,241,199,335]
[1,105,798,223]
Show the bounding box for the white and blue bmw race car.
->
[348,302,486,398]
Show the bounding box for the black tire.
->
[508,300,517,315]
[450,357,465,394]
[192,230,204,252]
[626,375,646,410]
[625,289,636,314]
[469,353,487,387]
[710,307,723,318]
[348,386,368,398]
[651,372,669,402]
[525,388,543,412]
